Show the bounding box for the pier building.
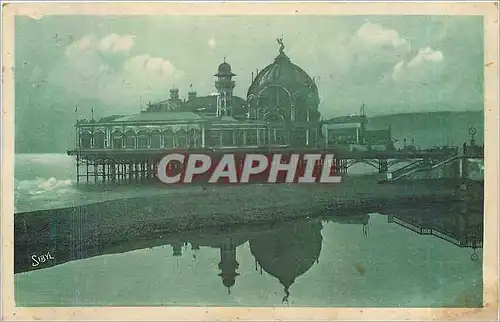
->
[68,38,481,184]
[321,104,393,151]
[74,38,321,155]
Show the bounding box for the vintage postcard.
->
[1,2,499,321]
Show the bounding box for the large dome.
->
[246,41,320,124]
[247,54,319,105]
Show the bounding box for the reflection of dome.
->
[249,220,323,302]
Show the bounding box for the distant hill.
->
[368,111,483,149]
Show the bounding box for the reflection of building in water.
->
[388,199,483,260]
[171,242,183,256]
[164,215,371,298]
[218,239,241,293]
[249,220,323,303]
[185,234,248,293]
[324,214,370,236]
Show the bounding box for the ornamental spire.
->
[276,37,285,55]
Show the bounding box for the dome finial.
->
[277,36,285,55]
[223,55,226,63]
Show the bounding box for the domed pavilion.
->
[246,38,321,147]
[69,38,326,184]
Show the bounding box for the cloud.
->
[75,35,96,51]
[335,22,412,83]
[52,34,182,115]
[98,33,135,53]
[392,47,444,82]
[407,47,444,67]
[313,22,450,115]
[124,54,176,76]
[64,35,96,56]
[353,22,410,51]
[208,38,217,49]
[65,33,135,57]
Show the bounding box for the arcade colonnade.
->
[77,122,320,150]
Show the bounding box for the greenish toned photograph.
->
[12,13,486,309]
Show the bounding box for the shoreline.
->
[14,177,483,274]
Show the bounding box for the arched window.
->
[124,130,136,149]
[112,131,123,149]
[294,100,308,122]
[275,129,286,145]
[205,130,220,147]
[234,131,244,146]
[291,128,307,147]
[80,131,92,149]
[308,128,318,146]
[245,129,258,146]
[257,86,293,122]
[189,129,201,148]
[163,129,174,148]
[93,131,105,149]
[137,130,149,148]
[264,111,285,123]
[221,130,233,146]
[175,129,188,148]
[150,130,161,149]
[259,129,268,145]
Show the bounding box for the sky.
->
[14,15,483,151]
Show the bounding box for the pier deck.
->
[67,145,483,184]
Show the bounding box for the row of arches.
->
[80,129,202,149]
[79,127,320,149]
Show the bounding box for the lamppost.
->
[468,127,477,147]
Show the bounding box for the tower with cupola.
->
[168,87,182,111]
[215,58,236,117]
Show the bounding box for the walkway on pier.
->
[386,147,484,182]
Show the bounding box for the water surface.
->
[15,211,482,307]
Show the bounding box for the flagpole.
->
[75,105,80,150]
